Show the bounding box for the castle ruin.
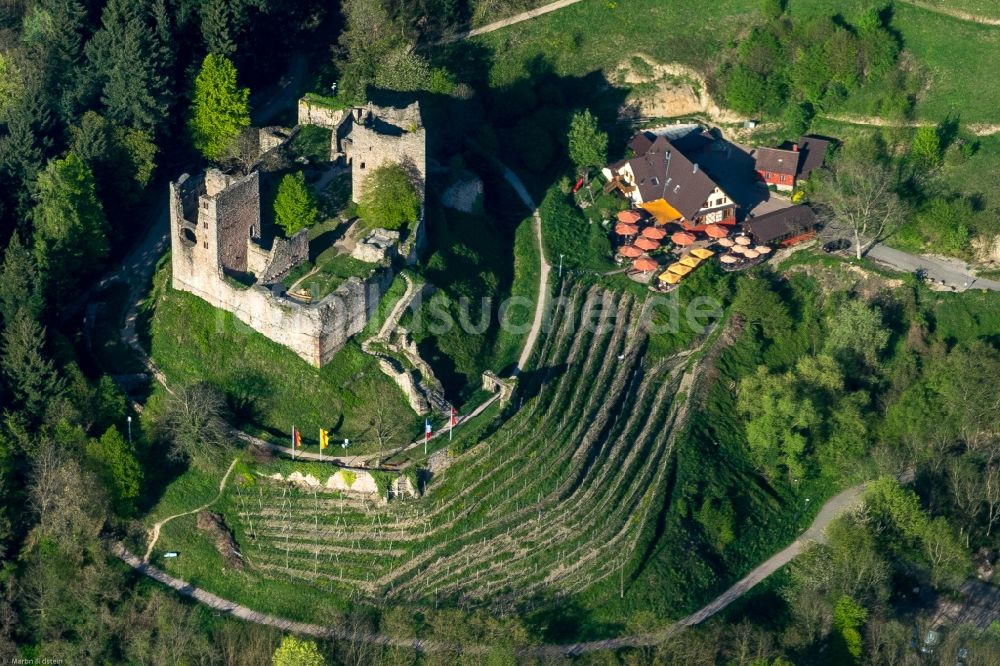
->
[168,100,427,367]
[297,99,427,205]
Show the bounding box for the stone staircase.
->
[361,273,452,417]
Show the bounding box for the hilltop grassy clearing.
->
[145,263,420,453]
[457,0,762,86]
[451,0,1000,127]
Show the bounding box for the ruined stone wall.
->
[170,171,394,367]
[214,171,261,273]
[350,127,427,204]
[257,229,309,284]
[170,266,389,367]
[296,99,347,129]
[246,242,270,276]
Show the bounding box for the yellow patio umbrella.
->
[659,271,682,285]
[690,248,715,260]
[680,255,702,268]
[667,263,693,276]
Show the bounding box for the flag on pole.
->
[319,429,328,450]
[449,406,457,441]
[294,427,302,448]
[291,426,298,459]
[424,418,432,454]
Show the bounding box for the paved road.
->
[435,0,586,44]
[866,244,1000,292]
[116,477,873,655]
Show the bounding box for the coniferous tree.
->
[201,0,236,56]
[1,311,64,424]
[84,0,166,133]
[31,153,110,307]
[24,0,88,125]
[0,233,44,326]
[188,53,251,162]
[0,89,53,232]
[84,426,142,516]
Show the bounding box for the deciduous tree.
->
[824,300,890,372]
[157,382,232,468]
[274,171,318,236]
[815,153,906,259]
[358,163,421,230]
[272,635,324,666]
[85,426,142,516]
[567,109,608,171]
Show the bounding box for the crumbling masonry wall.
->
[169,170,391,367]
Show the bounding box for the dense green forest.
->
[2,0,1000,663]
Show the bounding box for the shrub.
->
[910,126,942,169]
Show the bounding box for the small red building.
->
[754,136,833,191]
[755,146,799,191]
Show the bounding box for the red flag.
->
[450,407,458,427]
[294,427,302,448]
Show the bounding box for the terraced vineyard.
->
[224,283,699,608]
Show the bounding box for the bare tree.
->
[29,445,107,546]
[367,391,406,464]
[948,455,983,547]
[984,460,1000,537]
[229,127,262,176]
[157,382,232,467]
[814,155,907,259]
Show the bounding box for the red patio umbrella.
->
[641,226,667,240]
[634,237,660,251]
[704,224,728,239]
[615,223,639,236]
[617,210,643,224]
[618,245,643,258]
[633,257,658,272]
[671,231,696,246]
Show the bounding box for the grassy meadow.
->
[146,263,421,454]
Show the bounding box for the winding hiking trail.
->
[116,475,872,655]
[821,113,1000,137]
[435,0,586,44]
[142,457,240,562]
[501,167,552,374]
[900,0,1000,27]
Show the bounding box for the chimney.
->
[793,144,799,152]
[693,163,700,173]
